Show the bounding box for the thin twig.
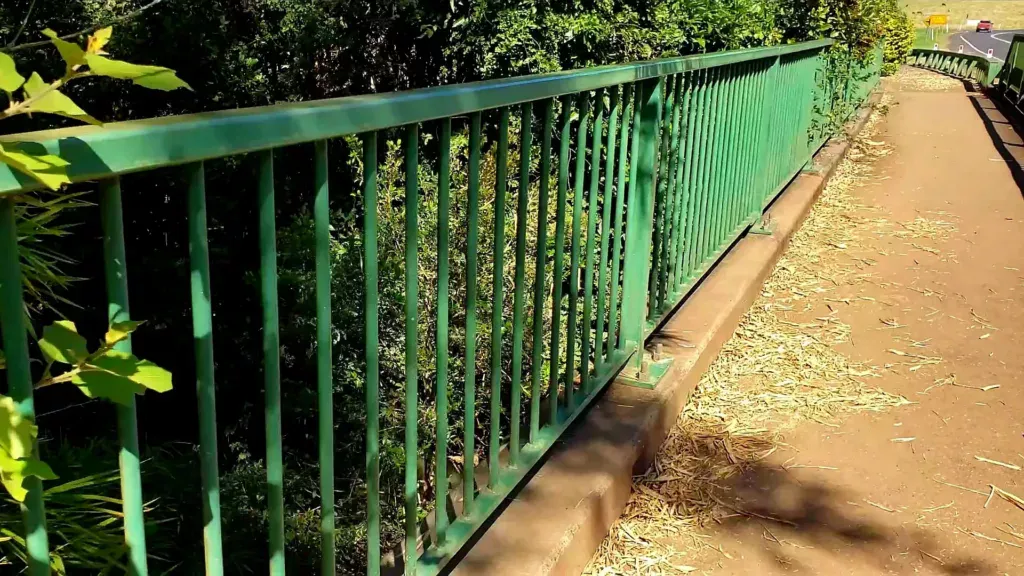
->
[7,0,38,48]
[3,0,168,53]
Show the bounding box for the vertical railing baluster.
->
[594,87,620,368]
[489,107,510,488]
[0,198,50,576]
[185,161,225,576]
[663,74,683,301]
[464,114,481,515]
[509,103,532,465]
[362,132,381,576]
[98,177,149,576]
[529,100,554,443]
[608,84,636,354]
[403,124,420,574]
[670,74,692,293]
[435,119,452,544]
[649,75,671,317]
[549,98,571,423]
[619,78,660,376]
[313,140,335,574]
[565,93,590,409]
[257,150,286,576]
[718,65,740,243]
[681,70,706,283]
[581,88,605,393]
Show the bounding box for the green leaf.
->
[0,450,58,502]
[0,396,36,460]
[84,54,192,91]
[71,349,173,406]
[0,142,71,191]
[104,320,145,347]
[40,29,85,72]
[89,349,173,392]
[0,52,25,93]
[71,369,145,406]
[38,320,88,365]
[22,72,101,125]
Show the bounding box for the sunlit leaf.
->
[84,54,192,91]
[86,27,112,55]
[0,450,58,502]
[40,29,86,73]
[89,349,173,392]
[0,52,25,93]
[22,72,101,125]
[70,369,145,406]
[38,320,88,365]
[104,320,144,347]
[0,396,36,460]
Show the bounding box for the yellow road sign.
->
[927,14,948,26]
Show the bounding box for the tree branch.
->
[1,0,168,54]
[7,0,39,48]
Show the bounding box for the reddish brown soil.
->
[689,73,1024,575]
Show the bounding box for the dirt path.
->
[587,68,1024,575]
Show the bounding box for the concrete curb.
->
[451,91,883,576]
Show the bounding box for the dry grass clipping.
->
[892,66,965,92]
[585,99,910,575]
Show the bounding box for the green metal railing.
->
[908,48,1002,86]
[997,34,1024,114]
[0,37,879,575]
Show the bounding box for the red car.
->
[977,20,993,32]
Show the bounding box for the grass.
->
[914,27,951,49]
[904,0,1024,30]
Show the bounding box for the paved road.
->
[947,28,1023,62]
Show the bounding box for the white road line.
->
[991,32,1013,44]
[958,33,1006,63]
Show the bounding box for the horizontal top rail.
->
[0,39,832,195]
[908,47,1002,86]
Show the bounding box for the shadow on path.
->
[967,89,1024,196]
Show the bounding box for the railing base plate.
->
[617,354,675,389]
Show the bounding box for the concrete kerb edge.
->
[451,88,884,576]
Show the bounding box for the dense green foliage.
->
[0,0,911,573]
